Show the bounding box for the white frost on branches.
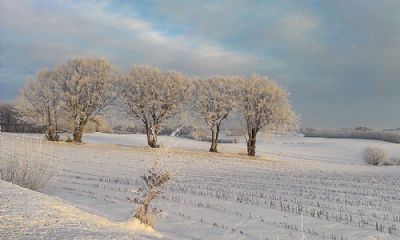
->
[193,77,237,152]
[16,69,61,141]
[237,74,297,156]
[120,65,191,148]
[55,57,117,142]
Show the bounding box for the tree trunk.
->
[45,108,58,141]
[209,129,217,152]
[45,125,59,141]
[209,125,220,152]
[148,133,158,148]
[145,124,159,148]
[73,125,84,143]
[247,128,257,156]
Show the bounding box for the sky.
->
[0,0,399,129]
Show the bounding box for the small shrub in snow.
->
[0,137,56,190]
[129,152,171,228]
[363,147,388,166]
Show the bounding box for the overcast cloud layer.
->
[0,0,399,128]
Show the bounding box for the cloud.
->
[1,0,399,128]
[0,0,270,101]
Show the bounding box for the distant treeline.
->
[300,127,400,143]
[0,123,45,133]
[1,102,239,143]
[0,103,44,133]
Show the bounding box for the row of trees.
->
[17,57,296,156]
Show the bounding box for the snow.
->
[0,180,160,239]
[1,132,400,239]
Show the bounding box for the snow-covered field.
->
[1,132,400,239]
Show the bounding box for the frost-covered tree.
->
[16,69,61,141]
[193,77,236,152]
[120,66,191,148]
[238,74,296,156]
[55,57,117,142]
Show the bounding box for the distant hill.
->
[300,127,400,143]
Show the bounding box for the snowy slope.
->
[0,180,160,240]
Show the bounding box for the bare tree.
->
[238,74,296,156]
[16,69,61,141]
[120,65,191,148]
[193,77,236,152]
[55,57,117,142]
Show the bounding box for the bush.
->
[0,137,56,190]
[128,151,171,228]
[363,147,388,166]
